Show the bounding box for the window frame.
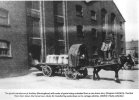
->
[120,34,123,40]
[76,5,83,17]
[119,22,123,29]
[0,40,12,58]
[91,10,96,20]
[32,1,40,10]
[76,25,84,38]
[0,8,10,27]
[32,18,40,38]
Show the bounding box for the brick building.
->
[26,1,125,61]
[0,1,125,77]
[0,1,28,77]
[126,40,138,58]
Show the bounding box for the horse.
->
[92,55,134,83]
[122,54,135,70]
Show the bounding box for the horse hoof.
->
[115,78,120,83]
[97,77,100,80]
[93,78,96,80]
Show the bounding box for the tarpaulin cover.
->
[68,44,88,67]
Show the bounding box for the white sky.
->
[114,0,139,41]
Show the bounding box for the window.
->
[32,1,40,10]
[91,28,97,38]
[26,1,40,18]
[77,25,84,37]
[0,40,11,57]
[0,8,9,26]
[112,33,115,40]
[76,5,83,17]
[119,22,123,29]
[111,13,116,23]
[101,8,107,26]
[26,1,40,10]
[91,10,96,20]
[54,1,63,16]
[33,19,40,37]
[111,13,116,32]
[120,34,123,40]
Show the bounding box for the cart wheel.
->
[82,68,88,78]
[64,69,78,80]
[64,69,71,78]
[72,72,78,79]
[42,65,53,77]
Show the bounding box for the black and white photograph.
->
[0,0,138,99]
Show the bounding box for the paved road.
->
[0,65,138,89]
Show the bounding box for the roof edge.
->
[112,0,126,22]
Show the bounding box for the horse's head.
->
[119,55,135,66]
[126,54,135,66]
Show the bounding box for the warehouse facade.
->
[26,1,125,62]
[0,1,28,77]
[0,1,125,77]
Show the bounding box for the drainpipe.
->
[43,1,47,61]
[40,1,44,63]
[63,0,69,54]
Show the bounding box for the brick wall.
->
[0,1,28,77]
[66,1,126,58]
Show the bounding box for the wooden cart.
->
[40,44,89,79]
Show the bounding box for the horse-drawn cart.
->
[40,44,88,79]
[33,42,134,82]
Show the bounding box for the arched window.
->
[101,8,107,25]
[111,13,116,36]
[101,9,107,42]
[111,13,116,24]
